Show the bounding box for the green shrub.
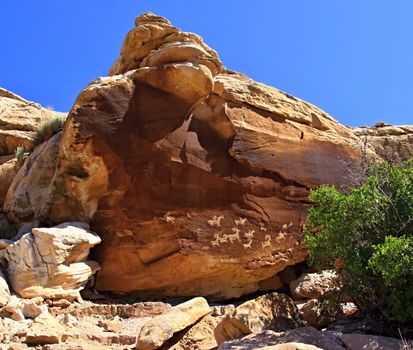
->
[15,146,26,166]
[304,160,413,322]
[34,117,66,145]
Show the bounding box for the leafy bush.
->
[15,146,26,166]
[304,160,413,322]
[34,117,66,145]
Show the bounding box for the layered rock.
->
[353,123,413,162]
[0,88,66,155]
[4,13,395,299]
[4,222,101,300]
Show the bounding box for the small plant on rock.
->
[34,116,66,145]
[15,146,26,166]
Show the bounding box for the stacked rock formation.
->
[2,13,412,301]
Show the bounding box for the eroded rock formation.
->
[3,13,410,300]
[0,88,66,155]
[5,222,101,300]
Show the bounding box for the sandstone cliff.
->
[2,13,412,300]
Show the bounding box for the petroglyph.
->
[261,234,271,248]
[281,221,293,232]
[235,217,247,226]
[208,215,224,227]
[259,223,267,231]
[244,229,255,239]
[218,234,229,243]
[243,239,253,249]
[164,214,175,223]
[211,234,220,247]
[228,228,241,243]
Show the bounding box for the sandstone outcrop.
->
[0,88,66,155]
[214,292,304,345]
[4,13,408,300]
[353,123,413,163]
[4,222,101,300]
[136,297,210,350]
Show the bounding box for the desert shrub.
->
[15,146,26,166]
[34,117,66,145]
[304,160,413,322]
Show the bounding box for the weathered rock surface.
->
[353,123,413,162]
[169,314,223,350]
[0,157,19,204]
[136,297,210,350]
[4,222,101,300]
[0,270,11,306]
[4,13,410,300]
[339,333,408,350]
[214,292,304,345]
[0,87,66,155]
[4,133,61,229]
[290,271,341,300]
[218,327,345,350]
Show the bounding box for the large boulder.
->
[136,297,210,350]
[0,87,66,155]
[4,13,408,300]
[4,222,101,300]
[0,270,11,306]
[214,292,304,345]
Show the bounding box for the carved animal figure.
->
[228,228,241,243]
[261,234,271,248]
[281,221,293,232]
[235,217,247,226]
[208,215,225,227]
[211,234,220,247]
[164,214,175,223]
[243,239,253,249]
[218,234,229,243]
[244,230,255,239]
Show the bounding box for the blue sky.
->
[1,1,412,126]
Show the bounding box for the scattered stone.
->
[5,222,101,300]
[214,292,304,345]
[25,313,64,346]
[290,271,341,300]
[2,295,25,321]
[57,313,79,327]
[21,299,48,318]
[259,343,323,350]
[137,297,210,350]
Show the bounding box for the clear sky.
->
[1,1,412,126]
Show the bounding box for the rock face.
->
[0,87,66,155]
[0,269,11,306]
[4,13,406,300]
[4,222,101,300]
